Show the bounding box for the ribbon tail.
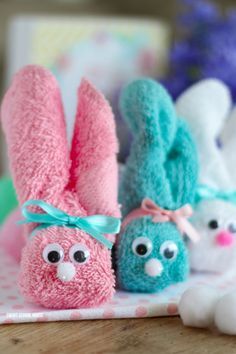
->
[17,220,32,225]
[178,219,201,243]
[29,224,50,239]
[84,215,121,235]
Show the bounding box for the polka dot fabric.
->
[0,248,236,324]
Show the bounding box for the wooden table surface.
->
[0,316,235,354]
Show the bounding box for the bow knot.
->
[67,215,78,226]
[141,198,193,227]
[18,200,121,250]
[122,198,200,243]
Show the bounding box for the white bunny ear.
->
[175,79,233,189]
[221,107,236,185]
[176,79,232,139]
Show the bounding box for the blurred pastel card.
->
[6,16,170,160]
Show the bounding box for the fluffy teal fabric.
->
[116,78,198,293]
[117,219,189,292]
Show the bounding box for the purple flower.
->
[164,0,236,101]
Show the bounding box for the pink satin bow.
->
[122,198,200,243]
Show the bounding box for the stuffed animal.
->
[116,78,199,293]
[1,65,121,309]
[176,79,236,274]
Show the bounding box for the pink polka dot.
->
[138,298,150,304]
[167,303,178,315]
[135,306,148,317]
[36,315,49,322]
[0,302,4,306]
[3,319,14,324]
[7,296,18,300]
[12,304,25,310]
[8,271,18,276]
[2,284,11,290]
[0,313,6,316]
[103,309,115,319]
[0,276,6,281]
[70,311,82,320]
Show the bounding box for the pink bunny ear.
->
[70,78,120,217]
[1,65,70,204]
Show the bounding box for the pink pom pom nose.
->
[215,230,234,247]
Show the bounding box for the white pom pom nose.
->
[57,262,76,282]
[144,258,163,277]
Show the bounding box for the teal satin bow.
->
[18,200,121,249]
[195,184,236,205]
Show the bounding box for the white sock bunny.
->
[173,80,236,335]
[176,79,236,274]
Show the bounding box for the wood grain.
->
[0,317,235,354]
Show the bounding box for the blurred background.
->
[0,0,235,167]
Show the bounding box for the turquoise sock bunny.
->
[116,78,198,293]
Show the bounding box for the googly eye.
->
[42,244,64,265]
[227,220,236,233]
[208,219,220,230]
[69,244,90,264]
[132,237,153,258]
[160,241,178,260]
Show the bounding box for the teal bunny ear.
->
[119,78,199,216]
[119,79,178,216]
[165,118,199,208]
[119,78,177,153]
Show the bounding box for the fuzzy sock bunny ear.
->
[166,119,198,208]
[176,79,233,189]
[70,79,120,217]
[119,79,178,215]
[1,65,70,204]
[119,78,176,153]
[221,107,236,185]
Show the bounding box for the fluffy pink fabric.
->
[1,65,120,308]
[0,208,25,263]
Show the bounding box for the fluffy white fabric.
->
[175,79,236,274]
[215,291,236,335]
[176,78,233,189]
[179,286,221,328]
[189,200,236,273]
[221,107,236,184]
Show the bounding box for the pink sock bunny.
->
[1,65,120,309]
